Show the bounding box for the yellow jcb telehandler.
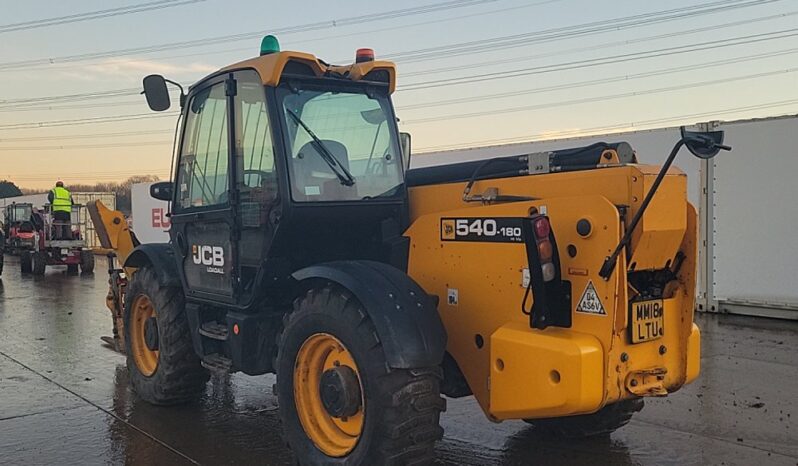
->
[99,36,728,465]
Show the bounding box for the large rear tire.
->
[80,250,95,274]
[32,252,46,276]
[124,265,208,405]
[523,398,644,438]
[275,284,445,465]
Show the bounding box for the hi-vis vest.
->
[51,186,72,213]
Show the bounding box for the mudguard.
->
[124,243,181,288]
[293,260,447,369]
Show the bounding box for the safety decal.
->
[575,280,606,315]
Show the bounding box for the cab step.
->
[201,353,233,373]
[199,321,228,341]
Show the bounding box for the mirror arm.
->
[164,78,186,108]
[598,133,730,280]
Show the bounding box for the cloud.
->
[82,57,216,77]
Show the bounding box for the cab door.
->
[170,75,237,301]
[230,69,280,304]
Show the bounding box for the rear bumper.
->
[488,318,701,421]
[489,323,604,419]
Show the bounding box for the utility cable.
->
[403,68,798,125]
[0,0,204,33]
[0,0,495,71]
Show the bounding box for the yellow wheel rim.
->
[130,295,159,377]
[294,333,364,457]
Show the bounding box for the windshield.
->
[277,83,403,202]
[8,205,32,222]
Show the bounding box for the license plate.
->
[630,299,664,344]
[61,248,69,255]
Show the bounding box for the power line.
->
[400,10,798,79]
[3,68,795,148]
[0,129,173,143]
[4,19,795,117]
[398,47,798,111]
[403,68,798,125]
[0,100,146,112]
[8,45,798,120]
[0,0,496,71]
[3,35,794,133]
[2,0,789,110]
[397,27,798,91]
[383,0,782,63]
[0,0,775,73]
[0,140,172,151]
[413,100,798,152]
[0,88,141,106]
[0,112,178,130]
[9,0,569,75]
[0,0,204,33]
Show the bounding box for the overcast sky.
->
[1,0,796,189]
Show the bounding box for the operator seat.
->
[293,139,352,200]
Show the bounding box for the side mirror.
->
[150,181,173,201]
[143,74,171,112]
[680,126,731,159]
[400,132,412,170]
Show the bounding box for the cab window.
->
[234,70,277,205]
[277,84,402,202]
[176,82,230,210]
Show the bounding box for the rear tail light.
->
[534,217,550,238]
[532,216,556,282]
[537,240,553,262]
[523,214,569,330]
[541,262,556,282]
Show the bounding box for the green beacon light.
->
[260,35,280,56]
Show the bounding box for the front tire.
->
[523,398,644,438]
[275,284,445,465]
[124,265,208,405]
[20,252,32,274]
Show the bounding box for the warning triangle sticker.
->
[576,280,606,315]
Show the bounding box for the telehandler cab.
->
[118,35,726,465]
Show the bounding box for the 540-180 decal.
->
[441,217,525,243]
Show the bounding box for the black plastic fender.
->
[292,260,447,369]
[124,243,181,288]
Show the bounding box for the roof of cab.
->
[211,50,397,93]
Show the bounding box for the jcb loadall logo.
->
[192,245,225,274]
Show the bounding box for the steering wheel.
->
[243,169,271,187]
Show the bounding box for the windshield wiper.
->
[286,110,356,186]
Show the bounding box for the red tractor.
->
[3,203,37,254]
[20,204,94,275]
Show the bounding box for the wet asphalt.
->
[0,255,796,466]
